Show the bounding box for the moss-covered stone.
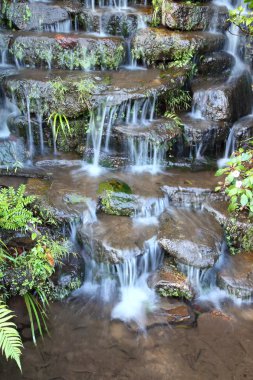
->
[98,191,139,217]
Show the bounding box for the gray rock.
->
[162,2,229,32]
[11,33,125,70]
[198,51,235,77]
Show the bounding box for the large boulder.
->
[198,51,235,77]
[192,71,253,122]
[162,2,229,31]
[131,28,225,65]
[158,209,223,268]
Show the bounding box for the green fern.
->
[0,185,38,230]
[0,301,23,371]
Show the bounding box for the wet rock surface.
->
[192,71,253,122]
[154,258,194,300]
[158,209,223,268]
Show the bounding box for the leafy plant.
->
[164,112,183,128]
[215,140,253,216]
[0,185,39,230]
[165,89,192,114]
[0,301,23,371]
[229,3,253,36]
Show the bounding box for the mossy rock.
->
[97,179,132,195]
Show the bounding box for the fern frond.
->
[0,301,23,371]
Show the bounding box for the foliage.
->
[0,185,38,231]
[215,140,253,217]
[23,292,48,345]
[0,301,23,371]
[229,0,253,36]
[151,0,163,26]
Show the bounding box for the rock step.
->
[132,28,226,66]
[10,32,125,70]
[179,112,229,158]
[112,118,182,143]
[4,67,187,118]
[76,6,152,36]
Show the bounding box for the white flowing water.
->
[82,95,162,175]
[0,98,20,139]
[217,125,235,167]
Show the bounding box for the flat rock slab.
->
[161,185,224,208]
[218,253,253,299]
[158,208,223,268]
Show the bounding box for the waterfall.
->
[43,19,72,33]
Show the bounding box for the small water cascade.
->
[217,125,235,167]
[133,196,169,226]
[0,48,8,67]
[83,95,161,175]
[0,97,20,139]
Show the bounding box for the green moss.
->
[97,179,132,195]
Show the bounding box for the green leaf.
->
[240,194,248,207]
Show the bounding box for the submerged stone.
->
[217,253,253,299]
[63,193,88,205]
